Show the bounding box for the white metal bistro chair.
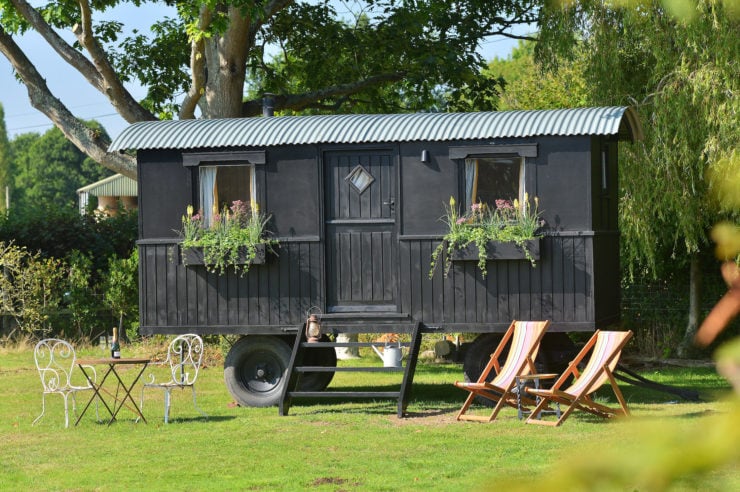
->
[33,338,98,428]
[140,334,208,423]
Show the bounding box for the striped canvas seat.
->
[454,320,550,422]
[526,330,633,426]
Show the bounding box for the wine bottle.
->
[111,327,121,359]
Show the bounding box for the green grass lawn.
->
[1,341,738,491]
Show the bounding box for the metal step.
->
[294,366,403,373]
[300,341,413,348]
[287,391,401,398]
[279,321,424,418]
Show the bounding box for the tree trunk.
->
[200,8,250,119]
[678,254,702,358]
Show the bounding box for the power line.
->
[7,112,121,133]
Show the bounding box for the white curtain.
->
[200,166,217,227]
[464,158,477,207]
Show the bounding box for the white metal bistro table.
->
[75,357,150,425]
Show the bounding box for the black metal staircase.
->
[279,321,423,418]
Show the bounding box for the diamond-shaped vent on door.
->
[345,165,375,194]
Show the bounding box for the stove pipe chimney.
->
[262,93,275,117]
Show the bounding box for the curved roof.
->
[109,106,642,152]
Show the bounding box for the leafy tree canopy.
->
[485,39,588,110]
[0,103,9,213]
[0,0,539,177]
[535,0,739,355]
[9,125,112,209]
[537,0,739,274]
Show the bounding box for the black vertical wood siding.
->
[397,234,598,331]
[137,136,620,335]
[139,241,323,333]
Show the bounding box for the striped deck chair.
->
[525,330,633,427]
[454,320,550,422]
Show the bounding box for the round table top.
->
[76,357,151,365]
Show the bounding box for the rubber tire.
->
[224,335,293,408]
[461,332,578,406]
[462,333,505,385]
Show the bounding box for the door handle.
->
[383,198,395,211]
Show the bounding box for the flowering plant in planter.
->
[179,200,278,276]
[429,194,543,278]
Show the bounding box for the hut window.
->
[199,164,255,227]
[464,157,524,208]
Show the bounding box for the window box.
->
[180,243,267,267]
[450,238,540,262]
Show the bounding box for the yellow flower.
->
[513,198,520,209]
[251,200,259,214]
[449,196,456,208]
[187,205,194,218]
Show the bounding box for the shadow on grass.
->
[83,415,235,425]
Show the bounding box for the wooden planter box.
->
[180,243,267,266]
[450,238,540,262]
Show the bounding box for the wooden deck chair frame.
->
[525,330,633,427]
[454,320,550,422]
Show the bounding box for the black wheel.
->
[462,333,505,384]
[537,332,578,377]
[224,336,292,407]
[462,333,506,407]
[297,335,337,391]
[462,332,579,396]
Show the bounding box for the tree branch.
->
[10,0,154,124]
[241,71,408,116]
[74,0,155,123]
[0,26,136,178]
[179,4,213,119]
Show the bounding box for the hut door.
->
[324,149,397,312]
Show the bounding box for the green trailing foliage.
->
[429,195,543,278]
[180,200,278,277]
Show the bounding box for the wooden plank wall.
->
[139,241,323,332]
[141,235,597,333]
[399,235,594,330]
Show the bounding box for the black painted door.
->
[324,149,397,312]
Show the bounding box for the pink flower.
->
[495,199,513,209]
[456,217,466,225]
[230,200,248,216]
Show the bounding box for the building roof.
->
[109,106,642,152]
[76,173,137,197]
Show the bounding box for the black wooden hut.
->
[110,106,642,407]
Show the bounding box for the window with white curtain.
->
[199,164,255,226]
[464,157,524,208]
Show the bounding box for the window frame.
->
[449,144,537,210]
[182,151,266,226]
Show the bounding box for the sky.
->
[0,3,527,141]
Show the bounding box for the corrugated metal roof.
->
[109,107,642,152]
[76,173,137,196]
